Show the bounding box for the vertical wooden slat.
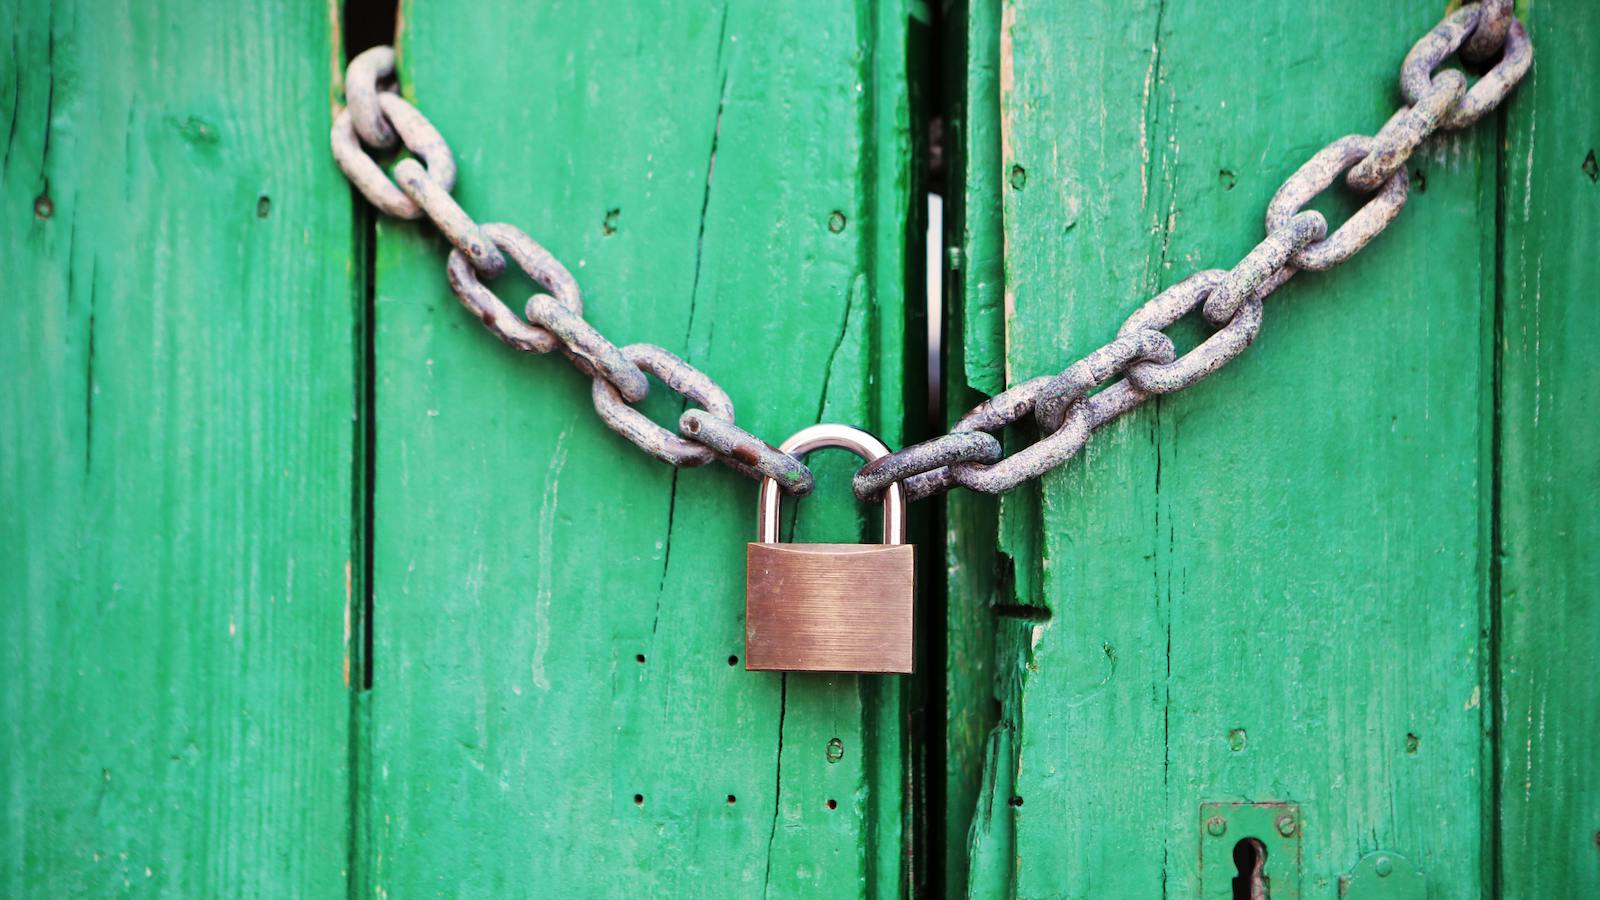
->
[1497,4,1600,893]
[362,1,915,893]
[939,0,1007,896]
[964,1,1501,893]
[0,0,355,894]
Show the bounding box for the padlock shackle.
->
[757,424,907,545]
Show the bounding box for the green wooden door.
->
[357,2,917,895]
[941,1,1599,898]
[4,0,920,895]
[4,0,1595,897]
[3,1,357,893]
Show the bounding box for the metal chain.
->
[330,2,1531,510]
[331,45,816,495]
[855,1,1532,503]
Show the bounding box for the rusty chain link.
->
[677,410,818,494]
[856,1,1532,502]
[593,345,734,466]
[1267,136,1409,271]
[1402,3,1532,130]
[444,222,577,354]
[331,2,1531,510]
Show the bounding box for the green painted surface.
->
[4,1,1594,895]
[361,1,914,895]
[1496,3,1600,893]
[937,1,1006,896]
[0,0,356,895]
[948,0,1007,402]
[1340,850,1427,899]
[949,0,1597,896]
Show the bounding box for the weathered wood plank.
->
[0,0,356,894]
[938,0,1007,896]
[362,1,913,893]
[967,1,1502,894]
[1497,4,1600,893]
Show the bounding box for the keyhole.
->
[1232,838,1268,900]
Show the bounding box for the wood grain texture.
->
[0,0,356,894]
[1496,3,1600,893]
[6,2,1588,894]
[961,0,1526,894]
[950,0,1008,402]
[938,0,1007,895]
[361,1,914,894]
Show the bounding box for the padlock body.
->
[745,542,915,674]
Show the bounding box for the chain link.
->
[1462,0,1514,63]
[392,158,506,276]
[1032,329,1173,433]
[1401,3,1533,131]
[522,293,650,403]
[1268,135,1409,271]
[1200,212,1326,326]
[344,46,399,150]
[331,2,1531,507]
[1347,70,1466,192]
[1125,269,1265,395]
[853,432,1002,501]
[678,411,817,495]
[445,222,577,353]
[593,345,733,466]
[331,93,453,219]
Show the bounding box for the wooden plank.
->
[966,0,1503,893]
[1496,4,1600,894]
[362,1,913,894]
[0,0,356,894]
[950,0,1009,402]
[938,0,1007,896]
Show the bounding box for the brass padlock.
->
[745,424,914,674]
